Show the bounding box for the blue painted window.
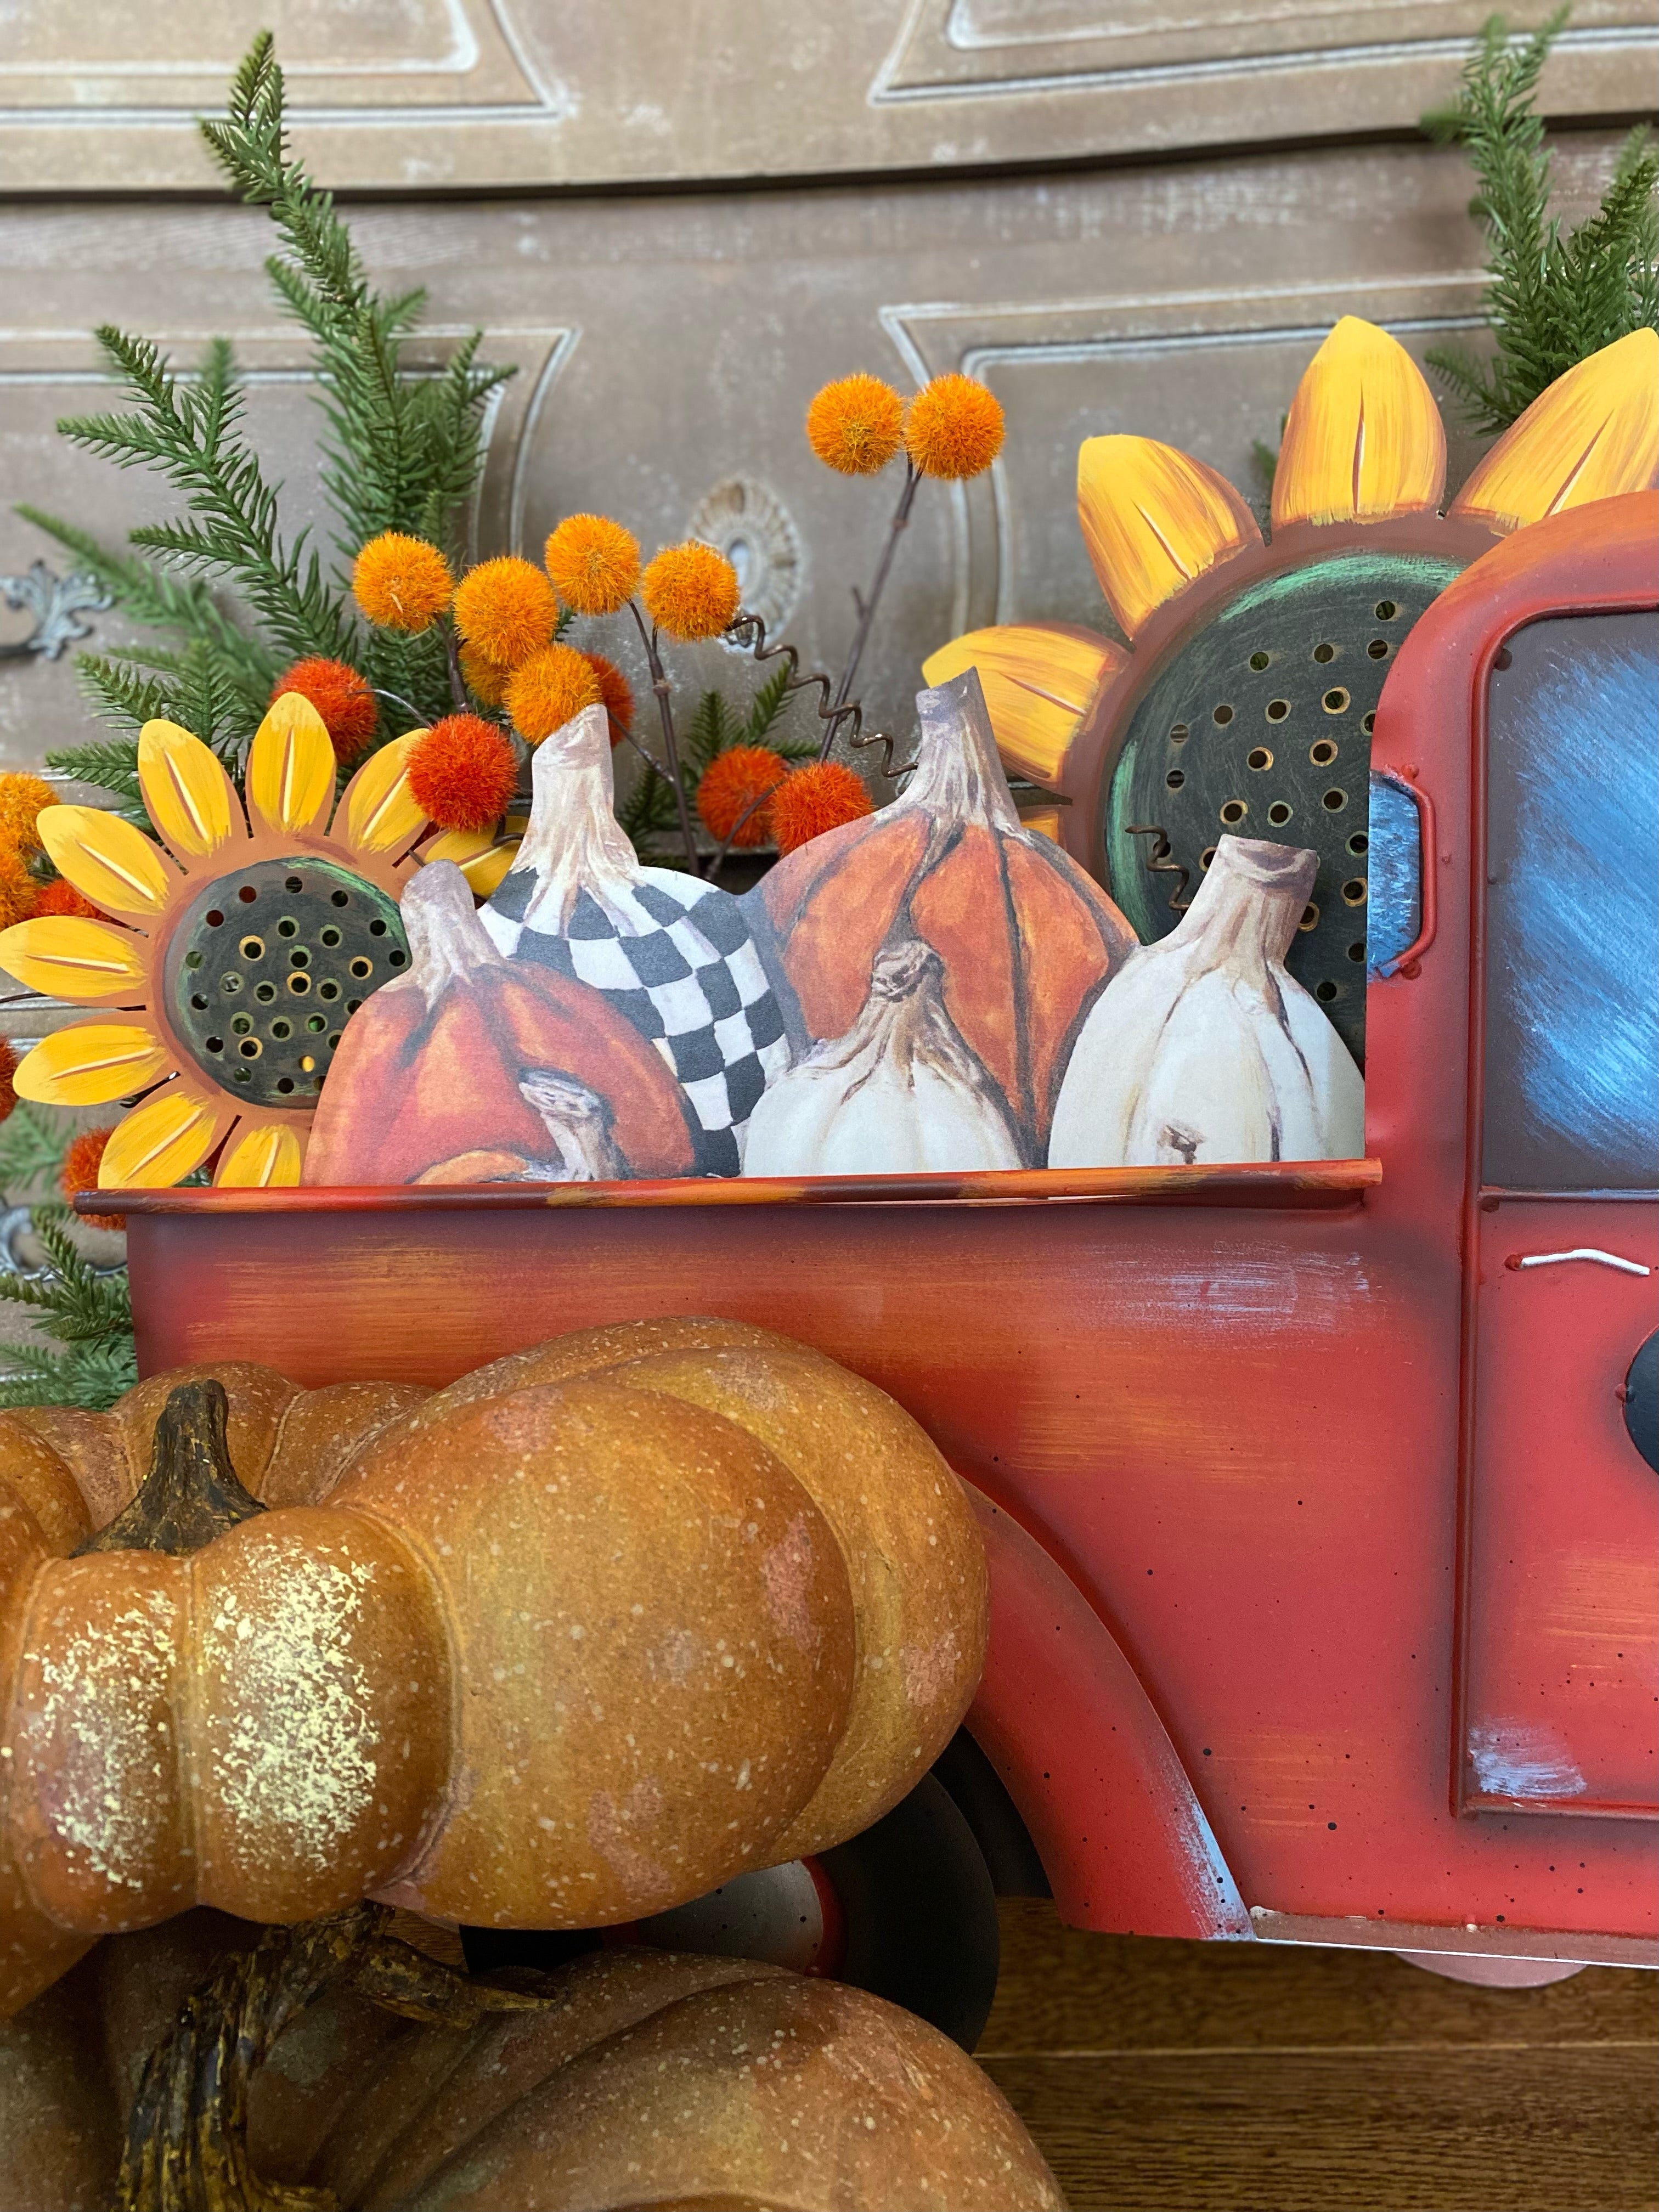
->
[1483,612,1659,1192]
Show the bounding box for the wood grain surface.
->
[984,1900,1657,2211]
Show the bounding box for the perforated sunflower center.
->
[1104,550,1466,1067]
[165,857,407,1106]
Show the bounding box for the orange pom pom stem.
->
[626,601,702,876]
[827,459,923,743]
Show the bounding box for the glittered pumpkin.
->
[0,1319,986,2021]
[2,1908,1063,2212]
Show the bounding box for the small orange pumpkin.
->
[303,860,696,1184]
[752,669,1136,1161]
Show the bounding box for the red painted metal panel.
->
[964,1484,1250,1940]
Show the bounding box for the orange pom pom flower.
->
[641,543,742,643]
[33,879,103,921]
[408,715,520,833]
[454,557,560,670]
[697,746,789,849]
[269,658,379,763]
[0,774,57,853]
[584,653,634,744]
[0,843,38,931]
[769,760,874,855]
[903,374,1005,482]
[505,643,603,743]
[61,1126,124,1231]
[806,374,905,477]
[545,515,641,617]
[459,643,511,709]
[351,533,454,633]
[0,1037,16,1126]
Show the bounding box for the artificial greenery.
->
[1423,9,1659,433]
[618,661,817,864]
[21,31,510,804]
[0,1103,137,1410]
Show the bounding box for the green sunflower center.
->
[165,856,408,1107]
[1104,550,1466,1068]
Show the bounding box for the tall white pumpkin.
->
[1048,835,1364,1168]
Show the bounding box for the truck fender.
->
[963,1483,1252,1940]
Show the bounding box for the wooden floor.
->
[981,1901,1657,2212]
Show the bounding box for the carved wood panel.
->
[0,134,1628,778]
[0,0,1652,189]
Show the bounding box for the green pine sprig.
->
[0,1126,137,1413]
[1423,10,1659,433]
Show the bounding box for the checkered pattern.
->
[482,871,790,1176]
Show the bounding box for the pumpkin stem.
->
[901,667,1023,836]
[401,859,511,1012]
[74,1380,266,1558]
[115,1904,547,2212]
[511,703,648,934]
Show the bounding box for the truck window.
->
[1483,612,1659,1193]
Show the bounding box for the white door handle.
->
[1505,1248,1652,1277]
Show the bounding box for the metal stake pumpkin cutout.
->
[0,1318,989,2021]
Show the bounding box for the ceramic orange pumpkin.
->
[0,1319,986,2020]
[750,669,1136,1162]
[302,861,697,1185]
[1,1908,1064,2211]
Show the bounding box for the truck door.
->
[1461,608,1658,1818]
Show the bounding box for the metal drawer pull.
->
[1506,1248,1652,1277]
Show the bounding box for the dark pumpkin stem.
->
[115,1905,548,2212]
[74,1380,267,1558]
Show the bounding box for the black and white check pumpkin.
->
[482,709,793,1176]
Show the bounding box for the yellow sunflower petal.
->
[1272,316,1445,530]
[98,1088,229,1190]
[423,831,522,898]
[1017,804,1063,842]
[1449,329,1659,534]
[922,623,1122,788]
[1078,437,1262,640]
[246,694,336,837]
[339,732,429,857]
[15,1022,174,1107]
[137,720,237,859]
[215,1122,303,1188]
[36,806,173,923]
[0,916,146,1003]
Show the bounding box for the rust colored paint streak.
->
[100,1157,1378,1216]
[964,1485,1250,1940]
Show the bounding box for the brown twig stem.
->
[828,461,922,747]
[628,600,701,873]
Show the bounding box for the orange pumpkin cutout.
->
[302,861,695,1184]
[750,668,1137,1161]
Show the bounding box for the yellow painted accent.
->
[137,720,235,857]
[16,1022,173,1107]
[1018,806,1064,843]
[99,1088,226,1189]
[215,1121,303,1188]
[0,916,147,1002]
[36,806,173,921]
[1078,437,1261,639]
[341,731,430,855]
[1450,329,1659,533]
[1272,316,1445,529]
[246,693,336,835]
[425,831,522,897]
[922,623,1122,787]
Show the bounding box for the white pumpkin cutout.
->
[742,938,1022,1177]
[1048,835,1364,1169]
